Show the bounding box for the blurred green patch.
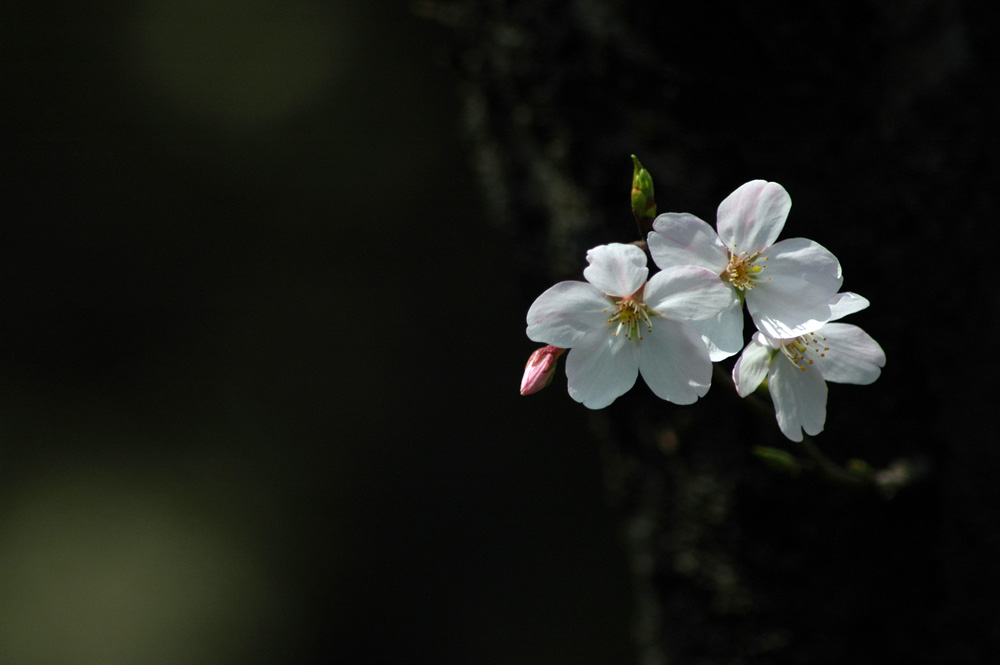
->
[0,468,282,665]
[129,0,346,128]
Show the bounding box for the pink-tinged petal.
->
[638,320,713,405]
[716,180,791,252]
[648,213,729,272]
[688,298,745,361]
[732,338,774,397]
[746,237,844,338]
[565,328,639,409]
[643,265,733,322]
[811,323,885,385]
[827,291,870,321]
[769,359,828,442]
[583,243,649,297]
[526,281,610,348]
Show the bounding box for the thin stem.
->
[791,434,867,487]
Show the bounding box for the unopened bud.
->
[520,345,566,395]
[630,154,657,236]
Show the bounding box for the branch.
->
[712,364,927,495]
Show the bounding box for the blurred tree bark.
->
[442,0,1000,662]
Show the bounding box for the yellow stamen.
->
[607,296,653,341]
[724,243,769,291]
[779,332,829,371]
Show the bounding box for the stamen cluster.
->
[725,247,768,291]
[605,296,652,341]
[779,332,829,371]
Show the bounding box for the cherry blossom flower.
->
[526,243,732,408]
[647,180,844,359]
[732,292,886,441]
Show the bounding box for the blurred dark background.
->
[1,1,631,663]
[2,0,999,664]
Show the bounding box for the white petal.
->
[732,337,774,397]
[746,237,844,338]
[638,320,713,405]
[688,297,745,361]
[643,265,733,322]
[769,358,828,442]
[753,330,781,350]
[648,213,729,272]
[565,327,639,409]
[526,281,610,348]
[827,291,870,321]
[583,243,648,297]
[747,293,833,339]
[716,180,791,252]
[811,323,885,385]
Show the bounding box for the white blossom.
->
[732,292,886,441]
[526,243,732,408]
[647,180,844,359]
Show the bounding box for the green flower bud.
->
[630,154,657,237]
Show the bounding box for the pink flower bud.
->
[520,345,566,395]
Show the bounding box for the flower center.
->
[779,332,829,371]
[604,294,653,341]
[725,246,769,291]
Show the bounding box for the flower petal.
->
[769,358,828,442]
[688,297,745,361]
[812,323,885,385]
[716,180,791,252]
[648,213,729,272]
[643,265,733,322]
[638,320,713,405]
[732,337,774,397]
[827,291,870,321]
[746,237,844,338]
[752,330,781,350]
[526,281,610,348]
[565,327,639,409]
[583,243,648,297]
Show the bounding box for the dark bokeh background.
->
[3,1,1000,664]
[1,1,631,663]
